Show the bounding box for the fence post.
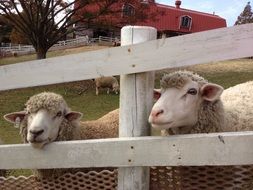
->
[118,26,157,190]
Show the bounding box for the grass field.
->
[0,46,253,176]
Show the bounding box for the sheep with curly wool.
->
[149,70,253,188]
[149,70,253,134]
[80,108,119,139]
[95,76,119,95]
[4,92,118,179]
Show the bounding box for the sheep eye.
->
[27,111,33,118]
[56,111,62,117]
[187,88,197,95]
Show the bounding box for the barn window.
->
[180,15,192,29]
[122,3,135,17]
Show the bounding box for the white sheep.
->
[148,70,253,188]
[149,70,253,134]
[95,76,119,95]
[80,108,119,139]
[4,92,118,179]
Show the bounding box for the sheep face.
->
[95,76,119,95]
[112,83,120,94]
[5,109,82,148]
[4,92,82,149]
[26,108,65,148]
[149,79,223,130]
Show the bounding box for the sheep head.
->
[112,83,120,94]
[149,71,223,131]
[4,92,82,149]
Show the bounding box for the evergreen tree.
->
[235,1,253,25]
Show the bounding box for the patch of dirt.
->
[61,45,108,55]
[156,59,253,76]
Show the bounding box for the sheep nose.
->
[151,109,164,118]
[29,129,44,137]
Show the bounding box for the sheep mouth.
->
[151,121,174,129]
[30,142,46,149]
[28,139,49,148]
[29,139,45,143]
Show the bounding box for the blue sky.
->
[156,0,252,26]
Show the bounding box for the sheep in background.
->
[149,70,253,134]
[4,92,118,179]
[148,70,253,189]
[95,76,119,95]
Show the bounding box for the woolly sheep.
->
[95,76,119,95]
[149,70,253,134]
[148,70,253,189]
[4,92,119,179]
[80,109,119,139]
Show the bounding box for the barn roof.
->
[74,1,226,33]
[137,2,226,33]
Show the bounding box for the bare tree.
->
[0,15,12,44]
[0,0,71,59]
[0,0,152,59]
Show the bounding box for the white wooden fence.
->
[1,132,253,170]
[0,24,253,190]
[0,37,89,56]
[0,36,119,57]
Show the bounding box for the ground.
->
[0,46,253,176]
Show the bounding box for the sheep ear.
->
[4,111,26,124]
[65,112,83,122]
[153,89,162,101]
[200,83,224,101]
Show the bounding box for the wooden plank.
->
[0,132,253,170]
[118,26,156,190]
[1,24,253,91]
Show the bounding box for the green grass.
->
[203,71,253,89]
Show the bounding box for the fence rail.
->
[0,24,253,91]
[0,132,253,170]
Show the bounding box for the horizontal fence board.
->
[0,132,253,169]
[1,24,253,91]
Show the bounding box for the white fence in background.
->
[0,24,253,190]
[0,36,119,57]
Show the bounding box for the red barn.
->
[74,0,226,38]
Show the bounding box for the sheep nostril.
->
[30,129,44,137]
[152,109,164,118]
[156,110,164,117]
